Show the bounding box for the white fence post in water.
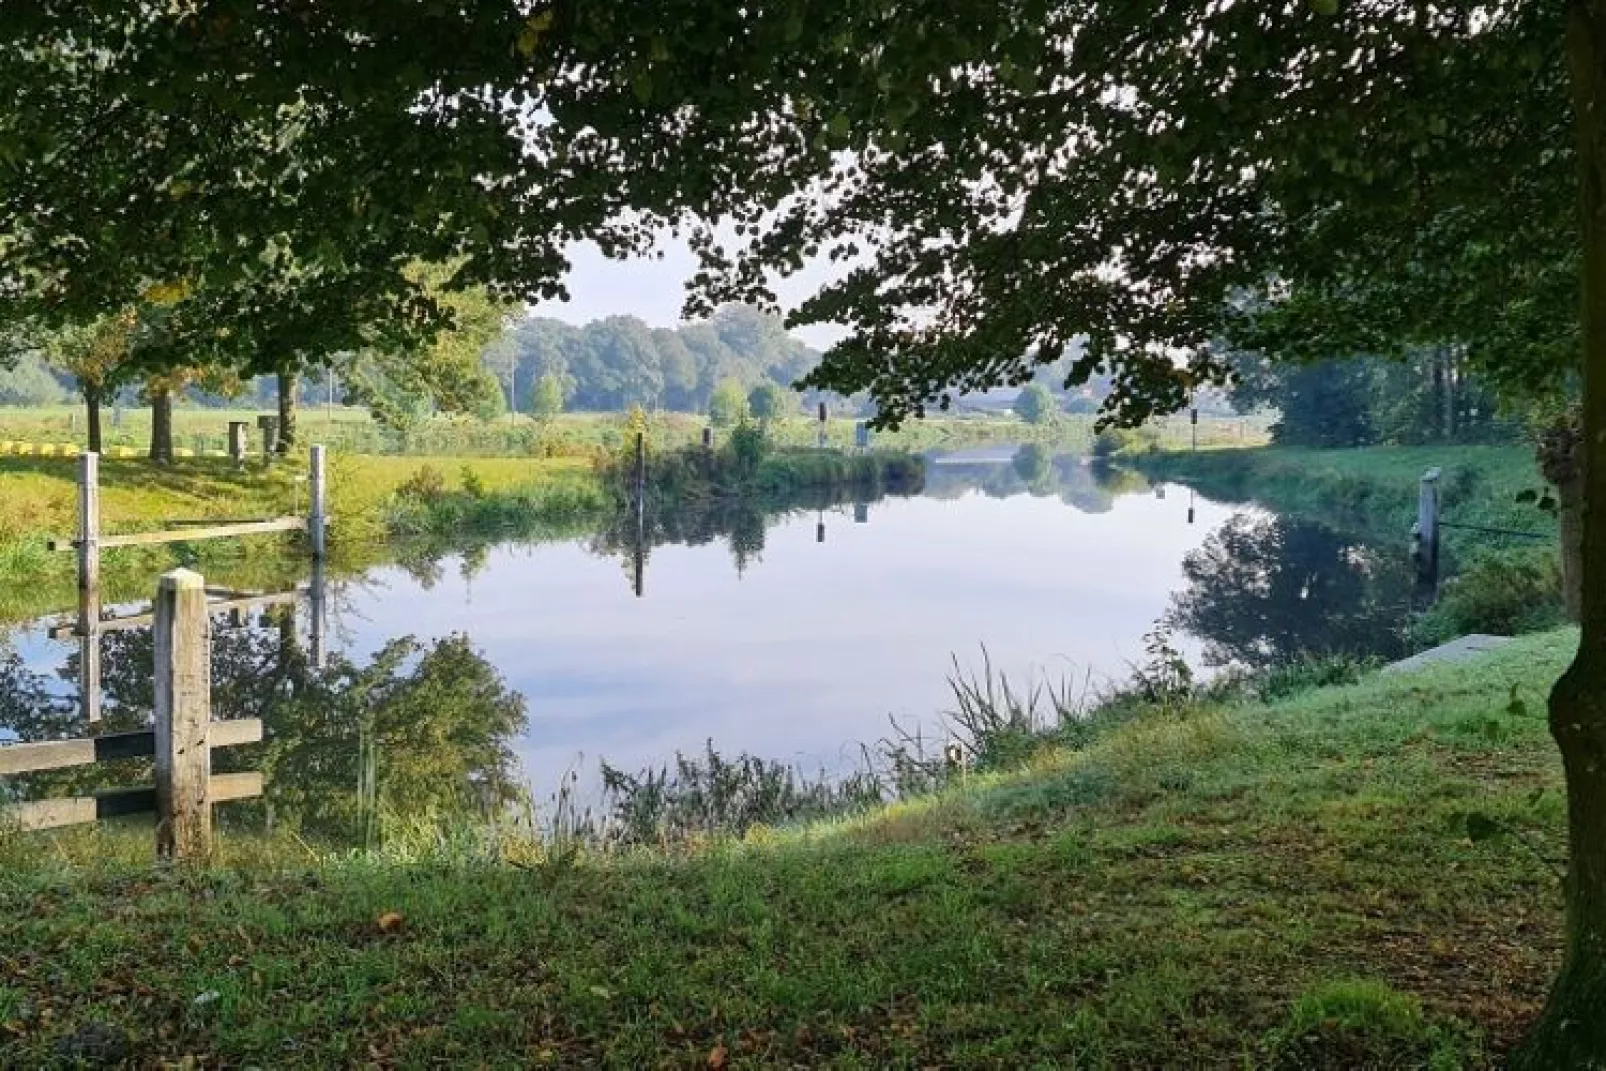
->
[1416,468,1441,588]
[154,569,212,860]
[77,452,101,723]
[309,444,327,560]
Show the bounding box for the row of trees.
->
[485,305,819,416]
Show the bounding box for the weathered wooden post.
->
[817,401,828,449]
[257,415,279,460]
[702,426,713,450]
[77,452,101,723]
[153,568,212,860]
[854,502,869,524]
[1415,467,1442,589]
[228,421,249,466]
[308,444,327,560]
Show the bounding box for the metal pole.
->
[77,452,101,724]
[309,444,327,560]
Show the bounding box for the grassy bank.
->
[1138,444,1550,545]
[0,630,1573,1067]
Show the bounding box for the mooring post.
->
[633,431,647,598]
[308,444,327,560]
[228,421,248,467]
[77,452,102,723]
[309,560,328,670]
[1416,467,1442,588]
[153,568,212,860]
[702,426,713,450]
[818,401,828,449]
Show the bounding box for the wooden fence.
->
[0,569,264,858]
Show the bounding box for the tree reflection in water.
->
[1,614,528,850]
[1165,514,1413,670]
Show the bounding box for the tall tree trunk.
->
[148,388,173,464]
[1516,4,1606,1064]
[1441,348,1456,441]
[1539,415,1585,622]
[277,370,298,455]
[83,383,103,455]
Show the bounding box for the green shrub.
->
[396,464,446,503]
[1414,548,1566,645]
[1255,653,1377,703]
[1090,425,1159,459]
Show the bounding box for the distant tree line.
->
[486,305,821,417]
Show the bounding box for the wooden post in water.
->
[309,560,328,670]
[153,569,212,860]
[1415,467,1442,589]
[633,432,647,598]
[308,444,327,560]
[77,452,101,723]
[818,401,828,449]
[702,426,713,450]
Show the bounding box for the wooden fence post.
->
[1416,467,1441,588]
[228,421,249,466]
[153,568,212,860]
[309,444,327,559]
[77,452,101,723]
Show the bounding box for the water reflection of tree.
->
[590,482,898,584]
[1165,514,1412,669]
[922,448,1149,514]
[1,619,527,847]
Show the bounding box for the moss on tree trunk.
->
[83,383,103,455]
[148,388,173,464]
[277,371,298,455]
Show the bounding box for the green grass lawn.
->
[0,630,1573,1067]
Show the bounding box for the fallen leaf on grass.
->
[376,911,405,934]
[708,1043,728,1068]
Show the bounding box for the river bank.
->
[0,443,925,625]
[0,628,1571,1067]
[1133,444,1548,545]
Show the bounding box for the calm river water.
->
[1,448,1417,831]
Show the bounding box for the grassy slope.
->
[1138,444,1547,544]
[0,631,1572,1068]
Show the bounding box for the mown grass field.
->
[0,630,1573,1068]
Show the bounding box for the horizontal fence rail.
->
[9,773,263,833]
[48,516,305,552]
[0,719,261,777]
